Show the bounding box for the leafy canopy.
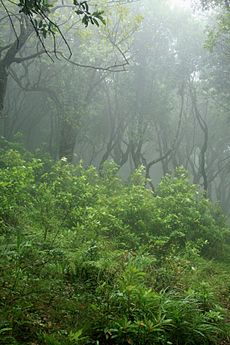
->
[15,0,106,39]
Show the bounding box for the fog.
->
[2,2,230,344]
[0,0,230,214]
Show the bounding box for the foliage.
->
[0,148,230,344]
[15,0,106,38]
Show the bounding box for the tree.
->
[195,0,230,49]
[3,0,105,43]
[2,0,138,44]
[197,0,230,9]
[0,0,135,118]
[1,0,140,160]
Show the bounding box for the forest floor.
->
[1,146,230,344]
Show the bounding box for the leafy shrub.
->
[0,149,230,345]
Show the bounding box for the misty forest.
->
[2,0,230,344]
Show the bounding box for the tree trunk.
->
[0,63,8,116]
[59,120,77,162]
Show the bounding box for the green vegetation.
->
[1,1,230,344]
[1,141,230,345]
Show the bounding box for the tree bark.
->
[0,63,8,115]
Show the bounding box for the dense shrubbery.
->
[0,145,230,344]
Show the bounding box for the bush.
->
[0,149,230,345]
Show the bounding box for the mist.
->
[1,0,230,343]
[1,0,229,212]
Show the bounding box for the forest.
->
[1,0,230,344]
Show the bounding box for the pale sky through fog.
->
[169,0,192,9]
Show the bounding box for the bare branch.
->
[58,51,129,72]
[11,50,46,63]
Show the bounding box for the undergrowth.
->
[0,142,230,344]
